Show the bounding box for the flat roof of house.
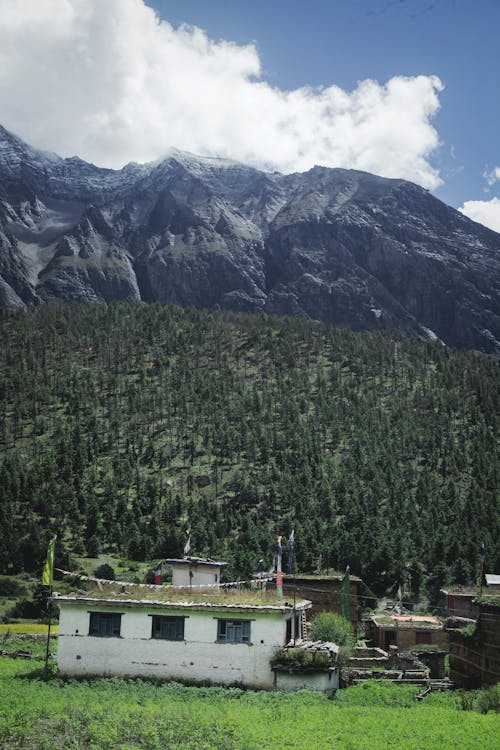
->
[440,586,479,597]
[442,578,500,596]
[475,596,500,609]
[55,592,311,614]
[282,573,362,583]
[371,614,442,629]
[165,557,229,568]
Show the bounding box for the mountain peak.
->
[0,125,499,353]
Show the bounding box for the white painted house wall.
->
[274,668,338,695]
[57,599,304,689]
[171,564,222,588]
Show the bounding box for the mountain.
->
[1,124,500,352]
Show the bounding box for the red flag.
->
[154,562,162,585]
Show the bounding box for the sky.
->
[0,0,499,230]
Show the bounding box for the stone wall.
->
[280,576,359,630]
[448,601,500,688]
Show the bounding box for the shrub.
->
[6,584,59,621]
[0,576,26,597]
[271,647,331,669]
[457,690,475,711]
[94,564,116,580]
[459,622,477,637]
[475,683,500,714]
[310,612,355,666]
[310,612,354,646]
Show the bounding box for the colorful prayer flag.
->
[257,559,263,579]
[42,535,56,587]
[154,561,162,585]
[184,532,191,556]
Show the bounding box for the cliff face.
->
[1,125,500,353]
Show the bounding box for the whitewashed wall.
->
[58,602,291,689]
[274,668,338,695]
[171,564,222,588]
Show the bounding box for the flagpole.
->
[42,534,56,679]
[480,541,485,596]
[44,584,53,678]
[290,532,296,644]
[276,536,283,598]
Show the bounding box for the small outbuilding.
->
[366,613,448,651]
[440,586,480,620]
[165,557,228,588]
[485,574,500,591]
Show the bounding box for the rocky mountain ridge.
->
[1,124,500,353]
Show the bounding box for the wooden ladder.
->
[300,609,308,640]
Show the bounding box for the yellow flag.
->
[42,536,56,586]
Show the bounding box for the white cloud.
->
[0,0,443,187]
[483,166,500,187]
[459,198,500,233]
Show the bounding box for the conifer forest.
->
[1,303,498,603]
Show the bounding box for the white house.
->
[55,590,338,693]
[166,557,228,588]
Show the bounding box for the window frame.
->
[216,618,252,644]
[88,611,122,638]
[150,615,186,641]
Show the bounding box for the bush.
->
[94,564,116,580]
[475,683,500,714]
[0,576,26,597]
[310,612,354,647]
[271,647,331,669]
[6,584,59,621]
[459,622,477,637]
[309,612,355,666]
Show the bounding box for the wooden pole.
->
[44,586,53,678]
[276,536,283,598]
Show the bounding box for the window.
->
[217,619,251,643]
[151,615,185,640]
[286,617,292,644]
[89,612,122,637]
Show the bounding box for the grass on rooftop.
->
[59,583,291,607]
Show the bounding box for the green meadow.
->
[0,636,498,750]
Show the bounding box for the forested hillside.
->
[0,303,498,602]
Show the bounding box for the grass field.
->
[0,623,59,635]
[0,637,498,750]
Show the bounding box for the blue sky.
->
[150,0,499,212]
[1,0,499,229]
